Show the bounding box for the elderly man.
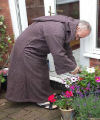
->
[6,15,91,109]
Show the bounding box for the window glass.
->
[25,0,45,25]
[56,0,79,19]
[56,0,79,50]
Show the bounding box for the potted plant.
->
[48,67,100,120]
[57,67,100,120]
[48,91,74,120]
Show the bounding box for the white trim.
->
[84,53,100,59]
[80,0,100,67]
[56,0,79,5]
[18,0,28,31]
[8,0,28,39]
[44,0,56,16]
[44,0,56,71]
[92,48,100,55]
[8,0,20,39]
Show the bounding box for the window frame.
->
[80,0,100,67]
[56,0,79,5]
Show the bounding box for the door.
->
[43,0,80,71]
[25,0,45,25]
[44,0,80,50]
[24,0,80,71]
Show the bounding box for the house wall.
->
[0,0,13,35]
[0,0,13,67]
[1,0,100,69]
[90,58,100,68]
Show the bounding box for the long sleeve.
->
[43,22,77,75]
[63,43,77,65]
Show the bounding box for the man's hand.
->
[70,66,81,75]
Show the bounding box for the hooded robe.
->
[6,15,79,102]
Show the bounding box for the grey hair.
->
[78,20,91,31]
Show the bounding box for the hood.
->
[33,15,79,43]
[33,15,67,23]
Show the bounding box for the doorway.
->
[12,0,80,82]
[25,0,45,25]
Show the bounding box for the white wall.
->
[80,0,97,67]
[18,0,28,31]
[8,0,28,39]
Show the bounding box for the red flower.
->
[69,91,73,97]
[48,94,56,103]
[65,91,73,98]
[79,77,84,81]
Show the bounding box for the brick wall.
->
[0,0,13,35]
[90,58,100,68]
[0,0,13,68]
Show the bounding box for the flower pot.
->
[60,108,74,120]
[88,118,100,120]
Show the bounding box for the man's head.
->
[75,20,91,40]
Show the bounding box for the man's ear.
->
[76,26,80,31]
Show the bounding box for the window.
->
[80,0,100,65]
[56,0,80,50]
[56,0,79,19]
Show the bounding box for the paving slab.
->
[8,104,61,120]
[0,93,61,120]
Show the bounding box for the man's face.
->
[75,27,90,40]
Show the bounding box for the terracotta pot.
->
[60,108,74,120]
[88,118,100,120]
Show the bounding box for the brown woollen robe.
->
[6,15,79,103]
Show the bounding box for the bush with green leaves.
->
[72,94,100,120]
[68,67,100,97]
[78,67,98,88]
[0,15,13,68]
[0,15,13,85]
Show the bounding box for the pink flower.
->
[48,94,56,103]
[85,87,90,90]
[0,70,3,75]
[95,76,100,83]
[69,91,73,97]
[2,70,7,75]
[65,91,73,98]
[65,91,71,98]
[70,86,75,90]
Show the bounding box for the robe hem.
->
[5,96,49,103]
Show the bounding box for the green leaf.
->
[1,77,6,83]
